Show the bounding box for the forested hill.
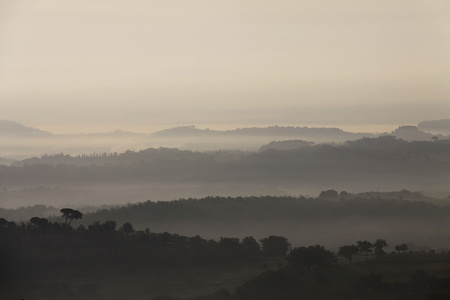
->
[79,193,450,225]
[0,120,51,136]
[152,125,448,141]
[3,137,450,193]
[10,135,450,168]
[152,125,376,140]
[68,193,450,249]
[1,190,446,222]
[2,191,450,250]
[418,119,450,134]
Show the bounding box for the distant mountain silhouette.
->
[3,121,449,161]
[0,120,52,136]
[418,119,450,134]
[0,120,147,138]
[152,125,376,140]
[390,126,446,141]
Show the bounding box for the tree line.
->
[0,211,289,282]
[78,194,449,226]
[0,209,432,280]
[2,210,449,300]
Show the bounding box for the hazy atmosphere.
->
[1,1,450,133]
[1,2,450,300]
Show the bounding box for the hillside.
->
[0,120,51,136]
[418,119,450,134]
[38,192,449,250]
[152,125,376,141]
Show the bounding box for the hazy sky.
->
[1,1,449,133]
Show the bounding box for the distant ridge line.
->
[151,125,376,138]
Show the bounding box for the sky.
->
[1,0,449,134]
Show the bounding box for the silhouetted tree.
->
[319,189,339,199]
[60,208,83,225]
[76,224,86,232]
[338,245,359,263]
[395,243,408,253]
[339,191,350,199]
[30,217,49,230]
[242,236,261,259]
[219,237,240,248]
[373,239,388,256]
[88,220,116,234]
[0,218,16,231]
[260,236,290,257]
[286,245,336,271]
[120,222,134,235]
[242,236,260,252]
[0,217,8,229]
[357,240,373,261]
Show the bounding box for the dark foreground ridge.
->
[0,214,449,300]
